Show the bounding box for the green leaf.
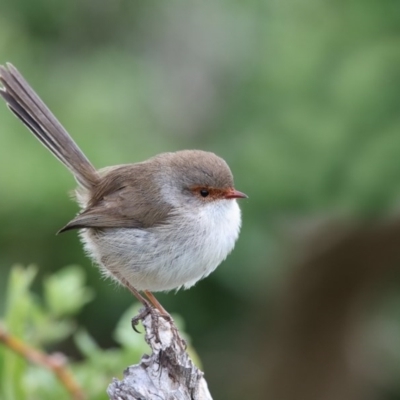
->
[43,265,94,317]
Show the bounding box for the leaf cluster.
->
[0,265,150,400]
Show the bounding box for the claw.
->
[131,306,153,333]
[131,319,142,333]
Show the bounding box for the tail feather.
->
[0,63,99,189]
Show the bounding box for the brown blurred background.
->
[0,1,400,399]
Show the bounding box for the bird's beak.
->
[224,188,248,199]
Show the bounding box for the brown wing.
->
[58,163,173,233]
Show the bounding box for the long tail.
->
[0,63,99,189]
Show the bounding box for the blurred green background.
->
[0,0,400,399]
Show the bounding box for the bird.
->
[0,63,247,316]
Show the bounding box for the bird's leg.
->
[116,275,171,334]
[144,290,170,317]
[119,277,150,307]
[117,276,156,332]
[144,290,184,347]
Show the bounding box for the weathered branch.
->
[107,310,212,400]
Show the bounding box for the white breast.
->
[80,199,242,292]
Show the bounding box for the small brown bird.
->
[0,63,247,315]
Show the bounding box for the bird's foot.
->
[131,301,154,333]
[131,303,176,345]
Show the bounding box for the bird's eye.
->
[200,189,209,197]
